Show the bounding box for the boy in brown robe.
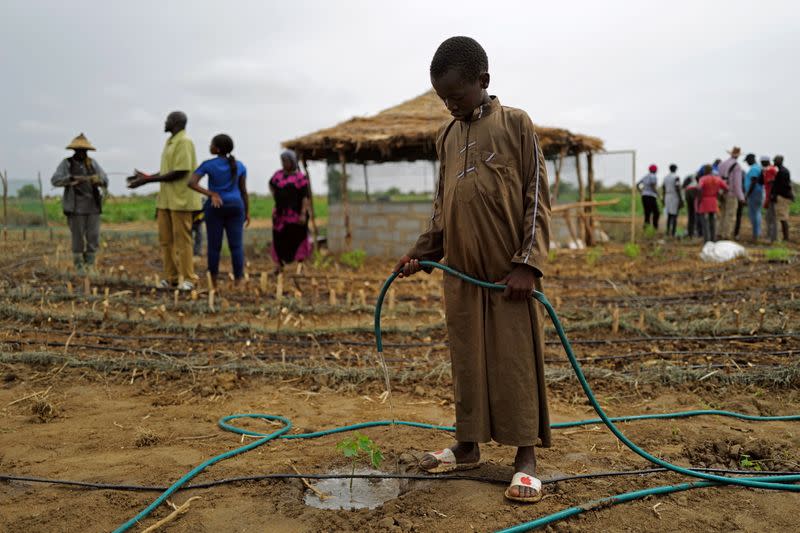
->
[394,36,551,503]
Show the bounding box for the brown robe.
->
[408,96,552,447]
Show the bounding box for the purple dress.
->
[269,170,312,265]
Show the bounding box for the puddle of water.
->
[304,468,402,510]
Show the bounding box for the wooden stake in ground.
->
[276,273,284,300]
[173,289,179,307]
[329,288,337,306]
[733,309,740,330]
[83,277,90,295]
[358,289,366,306]
[311,277,319,303]
[260,272,268,292]
[388,288,396,311]
[206,271,214,291]
[611,305,620,334]
[66,281,73,295]
[208,289,216,312]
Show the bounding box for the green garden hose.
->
[114,261,799,533]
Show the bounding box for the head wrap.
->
[281,149,298,170]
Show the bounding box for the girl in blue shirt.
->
[188,134,249,286]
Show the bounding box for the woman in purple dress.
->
[269,150,312,271]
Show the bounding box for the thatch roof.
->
[283,90,604,163]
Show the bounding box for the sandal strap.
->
[427,448,457,466]
[509,472,542,492]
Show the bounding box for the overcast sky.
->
[1,0,797,196]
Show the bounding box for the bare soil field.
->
[1,232,799,532]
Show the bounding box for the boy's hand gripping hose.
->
[114,261,800,533]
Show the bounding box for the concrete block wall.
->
[327,202,603,257]
[327,202,433,257]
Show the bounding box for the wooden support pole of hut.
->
[575,154,591,246]
[338,151,352,248]
[362,163,371,202]
[552,151,565,202]
[585,152,595,246]
[300,157,319,249]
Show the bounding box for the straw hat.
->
[727,146,741,157]
[66,133,96,151]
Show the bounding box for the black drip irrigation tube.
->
[4,466,798,493]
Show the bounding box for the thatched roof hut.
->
[283,90,608,251]
[283,90,604,162]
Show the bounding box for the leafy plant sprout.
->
[336,433,384,493]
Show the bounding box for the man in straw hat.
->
[51,133,108,274]
[127,111,202,290]
[717,146,745,240]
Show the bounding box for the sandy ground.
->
[1,235,799,532]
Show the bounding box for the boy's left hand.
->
[497,264,538,301]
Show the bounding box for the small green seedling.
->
[336,433,383,492]
[624,242,641,259]
[643,225,657,239]
[765,247,793,263]
[739,454,762,471]
[547,248,558,262]
[339,249,367,270]
[312,249,334,270]
[585,247,602,267]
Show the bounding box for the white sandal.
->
[421,448,480,474]
[504,472,543,503]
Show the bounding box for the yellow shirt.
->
[156,130,202,211]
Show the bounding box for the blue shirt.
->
[744,163,764,199]
[194,156,246,207]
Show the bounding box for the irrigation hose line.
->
[103,260,800,532]
[4,466,798,493]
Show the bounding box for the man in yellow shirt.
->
[128,111,202,290]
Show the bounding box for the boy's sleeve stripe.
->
[523,133,541,264]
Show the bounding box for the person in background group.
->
[662,164,682,237]
[771,155,794,242]
[128,111,203,291]
[188,134,250,287]
[682,172,700,238]
[697,164,728,242]
[51,133,109,274]
[269,150,312,272]
[637,164,659,230]
[717,147,744,240]
[743,154,764,242]
[762,155,779,242]
[192,210,204,258]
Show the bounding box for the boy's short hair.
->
[430,36,488,82]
